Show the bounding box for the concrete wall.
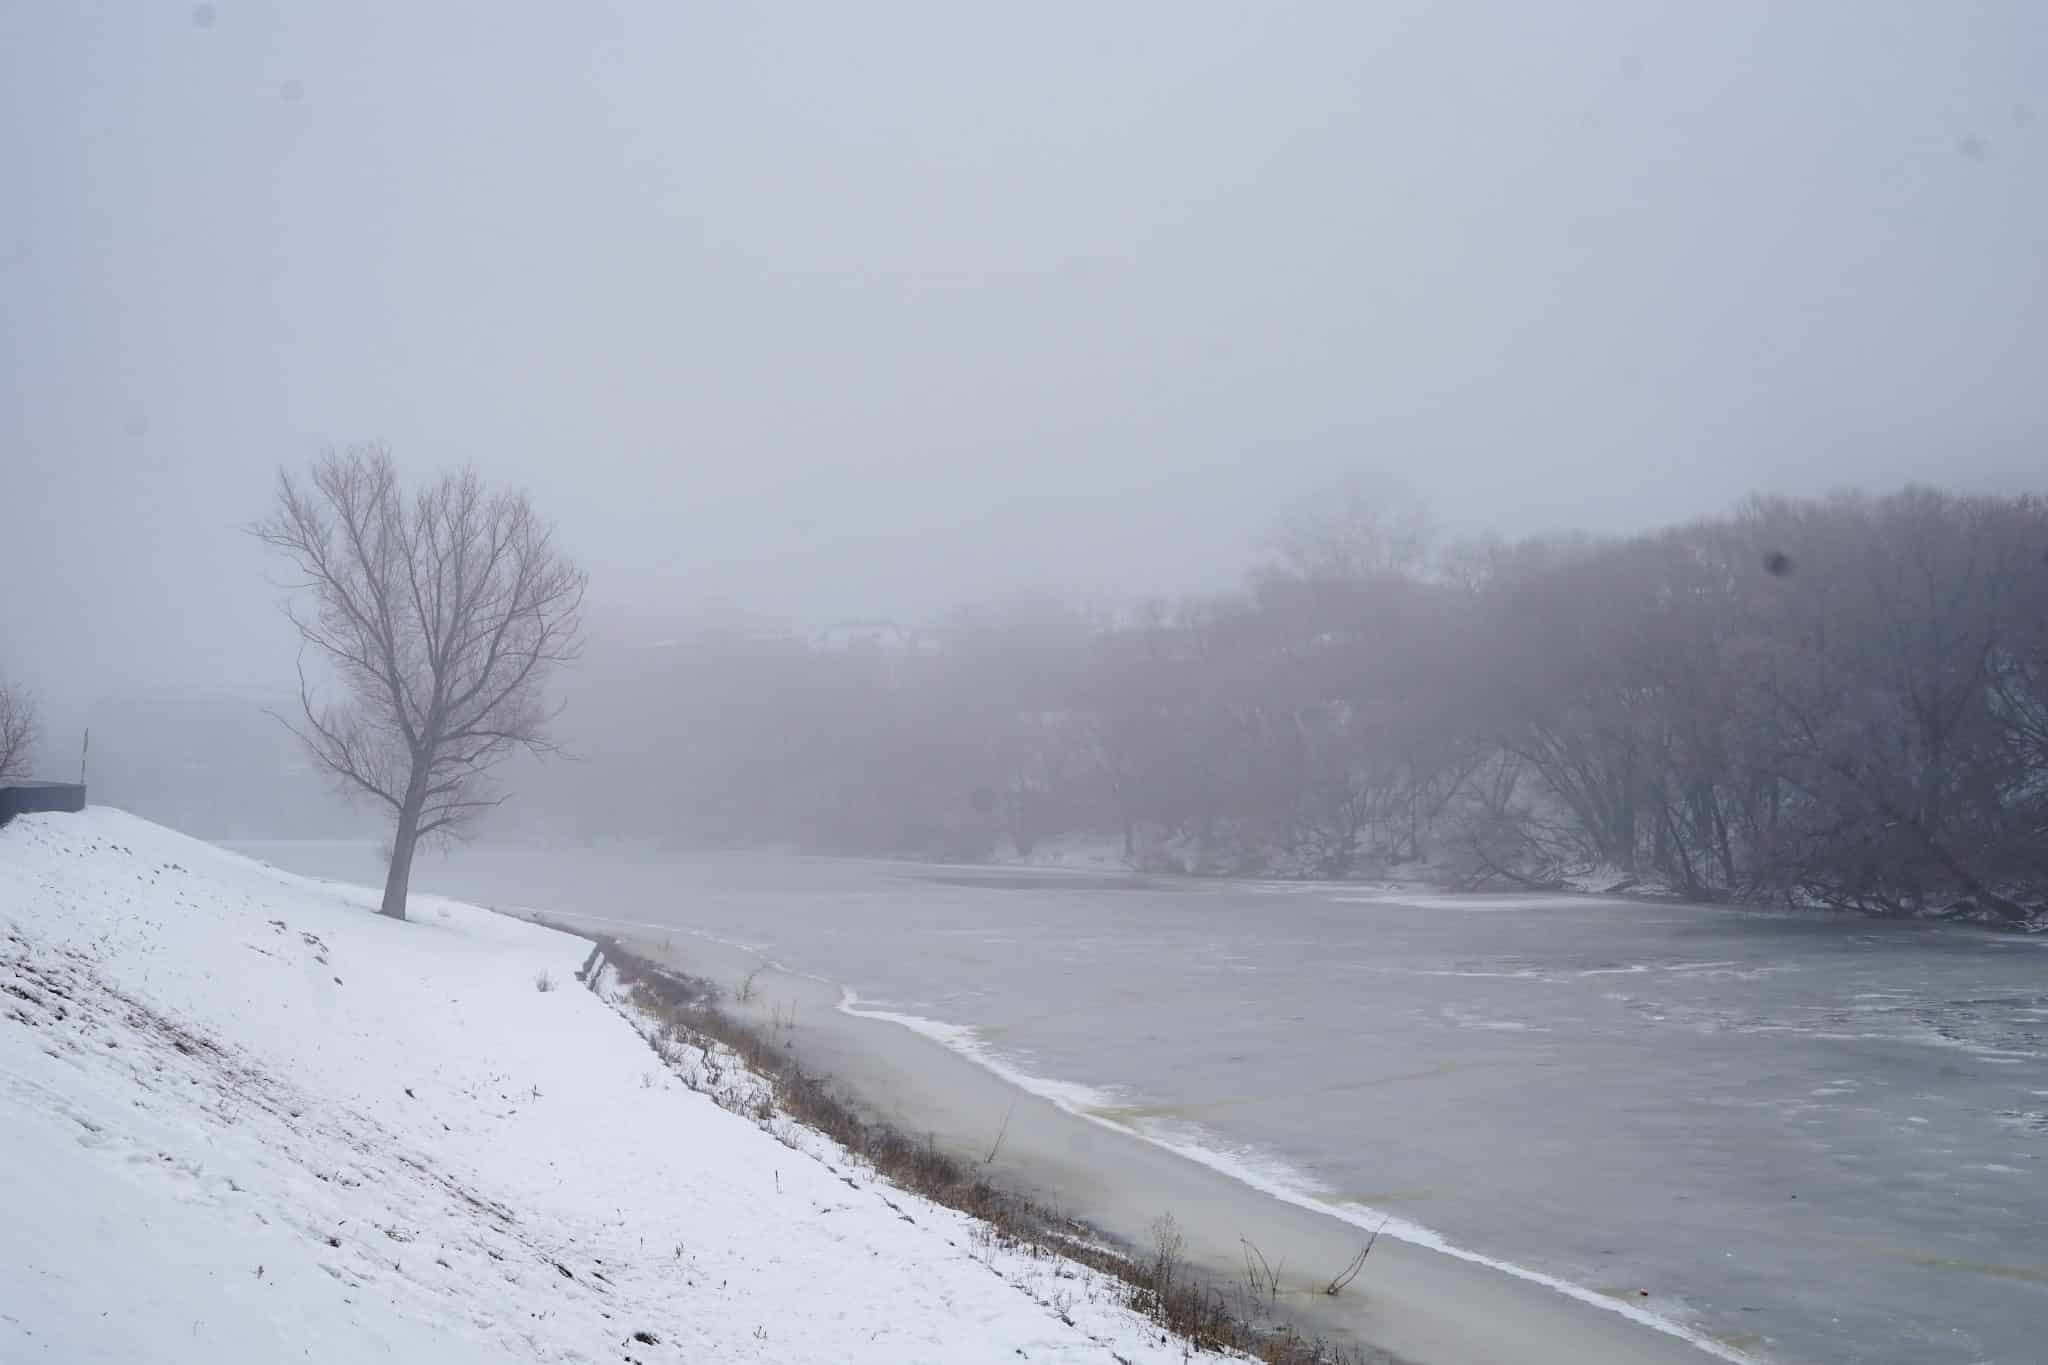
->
[0,781,87,825]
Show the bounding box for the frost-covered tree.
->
[254,445,586,919]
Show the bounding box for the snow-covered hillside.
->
[1,809,1192,1364]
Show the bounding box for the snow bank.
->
[1,809,1194,1364]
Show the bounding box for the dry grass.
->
[569,932,1400,1365]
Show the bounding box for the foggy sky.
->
[4,2,2045,733]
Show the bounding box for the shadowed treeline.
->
[526,485,2047,925]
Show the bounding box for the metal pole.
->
[79,728,89,786]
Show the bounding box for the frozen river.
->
[236,842,2048,1365]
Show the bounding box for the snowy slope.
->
[1,809,1195,1364]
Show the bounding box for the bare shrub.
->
[0,681,37,783]
[1146,1213,1185,1310]
[533,969,556,993]
[735,964,764,1005]
[1241,1237,1283,1313]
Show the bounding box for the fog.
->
[3,2,2045,828]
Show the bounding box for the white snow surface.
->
[1,809,1197,1364]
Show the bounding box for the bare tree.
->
[253,445,587,919]
[1260,476,1435,585]
[0,679,37,782]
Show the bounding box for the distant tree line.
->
[536,486,2047,925]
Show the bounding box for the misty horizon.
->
[6,2,2046,725]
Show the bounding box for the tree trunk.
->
[381,768,429,920]
[380,817,419,919]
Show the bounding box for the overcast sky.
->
[3,1,2044,721]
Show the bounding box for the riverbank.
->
[2,811,1203,1364]
[229,840,2048,1365]
[560,908,1760,1365]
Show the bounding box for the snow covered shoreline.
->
[590,924,1750,1365]
[1,809,1203,1363]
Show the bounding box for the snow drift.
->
[1,808,1192,1363]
